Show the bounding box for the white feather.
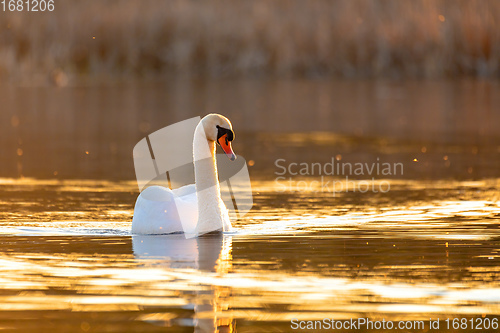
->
[132,114,233,237]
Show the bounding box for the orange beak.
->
[218,134,236,161]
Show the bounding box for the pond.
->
[0,175,498,332]
[0,78,499,332]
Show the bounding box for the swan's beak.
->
[218,134,236,161]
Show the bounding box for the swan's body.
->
[132,114,235,237]
[131,184,231,235]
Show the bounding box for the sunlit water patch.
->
[0,178,499,331]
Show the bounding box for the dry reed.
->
[1,0,499,82]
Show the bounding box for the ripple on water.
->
[0,178,499,331]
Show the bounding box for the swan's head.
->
[201,114,236,161]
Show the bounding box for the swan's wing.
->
[132,186,185,235]
[172,184,199,235]
[172,184,196,197]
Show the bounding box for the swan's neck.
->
[193,123,226,234]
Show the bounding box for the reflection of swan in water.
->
[132,233,231,271]
[132,114,236,237]
[132,234,234,332]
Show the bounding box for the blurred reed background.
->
[0,0,499,180]
[1,0,499,82]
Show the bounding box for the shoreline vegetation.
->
[1,0,499,84]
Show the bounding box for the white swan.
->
[131,114,236,237]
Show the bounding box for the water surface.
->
[0,79,499,332]
[0,176,499,332]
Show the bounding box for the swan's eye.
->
[216,125,234,142]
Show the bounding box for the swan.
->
[131,114,236,237]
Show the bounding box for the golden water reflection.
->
[0,178,498,331]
